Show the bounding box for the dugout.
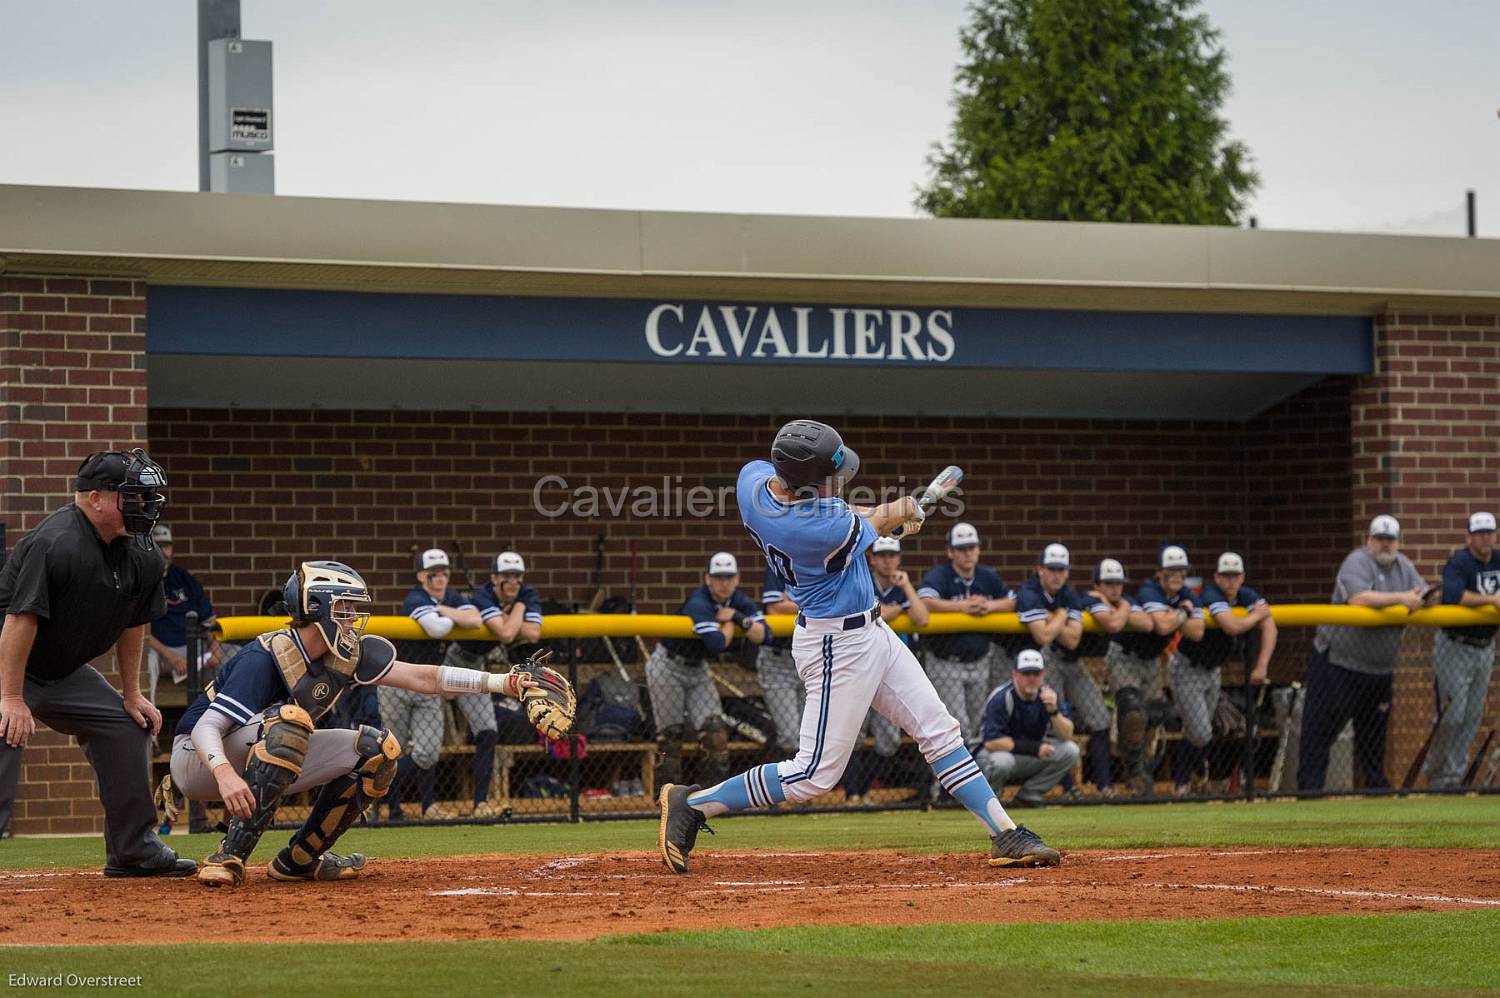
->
[3,183,1499,832]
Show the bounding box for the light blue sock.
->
[688,763,785,819]
[931,746,1012,837]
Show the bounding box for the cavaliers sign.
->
[644,304,956,362]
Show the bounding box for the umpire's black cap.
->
[771,420,859,493]
[73,449,165,492]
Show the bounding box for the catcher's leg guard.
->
[655,725,685,792]
[199,704,313,887]
[699,719,731,785]
[271,725,399,881]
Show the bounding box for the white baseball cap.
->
[1469,511,1496,534]
[1095,558,1126,583]
[1159,545,1190,570]
[947,523,980,549]
[418,548,450,572]
[1217,552,1245,575]
[1041,543,1070,569]
[871,536,901,554]
[493,551,526,574]
[1015,649,1045,673]
[151,524,173,545]
[707,552,740,576]
[1369,515,1401,539]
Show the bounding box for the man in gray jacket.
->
[1298,515,1428,791]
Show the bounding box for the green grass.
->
[4,794,1498,870]
[4,912,1496,995]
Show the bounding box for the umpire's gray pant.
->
[1427,631,1496,788]
[978,738,1079,802]
[645,645,723,734]
[0,664,170,866]
[926,651,992,746]
[757,645,806,754]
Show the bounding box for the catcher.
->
[166,560,574,887]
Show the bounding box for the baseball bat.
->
[1481,744,1500,787]
[1402,695,1452,790]
[1462,718,1496,787]
[1242,682,1269,791]
[627,539,654,663]
[1267,682,1301,792]
[891,465,963,538]
[706,665,750,699]
[586,532,608,612]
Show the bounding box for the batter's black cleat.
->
[657,783,713,874]
[988,825,1061,868]
[268,849,367,882]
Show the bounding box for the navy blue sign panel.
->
[147,286,1372,374]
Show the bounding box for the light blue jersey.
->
[736,459,876,619]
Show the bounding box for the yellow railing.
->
[212,604,1500,643]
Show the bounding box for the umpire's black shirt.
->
[0,504,166,681]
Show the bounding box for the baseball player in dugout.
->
[1170,551,1276,796]
[1083,558,1155,795]
[759,566,804,756]
[646,552,769,793]
[171,561,566,886]
[842,536,925,803]
[1426,512,1500,788]
[978,649,1079,805]
[1109,546,1205,796]
[0,450,196,876]
[1014,543,1114,797]
[657,420,1058,874]
[380,548,477,820]
[917,523,1017,748]
[467,550,544,814]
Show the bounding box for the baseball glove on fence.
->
[507,649,576,741]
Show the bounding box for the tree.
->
[916,0,1257,224]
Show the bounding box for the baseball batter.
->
[658,420,1059,872]
[169,561,547,886]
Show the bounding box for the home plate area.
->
[3,848,1497,946]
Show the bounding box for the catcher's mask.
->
[73,448,167,549]
[282,561,371,663]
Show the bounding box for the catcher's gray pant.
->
[978,738,1079,802]
[170,724,367,802]
[0,664,170,867]
[926,651,992,746]
[377,685,443,768]
[1106,645,1164,700]
[1426,631,1496,788]
[645,645,724,733]
[1044,651,1109,732]
[757,645,807,754]
[1169,654,1220,749]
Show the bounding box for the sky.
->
[1,0,1496,236]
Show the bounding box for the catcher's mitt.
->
[508,649,576,741]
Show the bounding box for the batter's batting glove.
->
[898,495,927,537]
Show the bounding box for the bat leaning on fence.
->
[1462,716,1497,787]
[1402,695,1452,790]
[1267,682,1302,792]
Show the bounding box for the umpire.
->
[0,450,196,876]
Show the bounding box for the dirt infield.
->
[3,847,1498,946]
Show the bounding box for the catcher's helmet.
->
[770,420,859,496]
[73,448,167,546]
[282,561,371,663]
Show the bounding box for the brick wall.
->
[148,392,1351,619]
[2,275,150,835]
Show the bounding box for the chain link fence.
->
[159,608,1499,830]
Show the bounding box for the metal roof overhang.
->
[5,184,1499,419]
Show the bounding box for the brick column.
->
[1352,311,1500,777]
[1,274,149,834]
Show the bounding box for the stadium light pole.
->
[198,0,242,192]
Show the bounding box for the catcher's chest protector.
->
[256,629,357,723]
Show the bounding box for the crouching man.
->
[977,650,1078,807]
[169,561,542,886]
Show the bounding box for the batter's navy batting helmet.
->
[282,561,372,663]
[770,420,860,496]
